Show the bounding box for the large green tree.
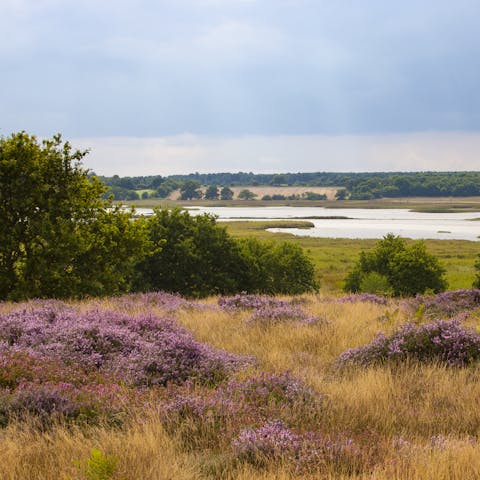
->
[204,185,219,200]
[0,132,146,300]
[220,186,234,200]
[237,189,257,200]
[179,180,203,200]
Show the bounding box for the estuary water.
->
[135,206,480,241]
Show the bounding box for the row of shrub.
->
[3,131,479,302]
[0,132,319,301]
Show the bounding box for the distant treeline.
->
[98,171,480,200]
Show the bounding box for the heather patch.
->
[0,306,252,387]
[0,350,100,388]
[158,372,323,452]
[232,420,361,474]
[336,293,389,305]
[218,293,321,325]
[226,372,320,411]
[160,390,242,450]
[218,293,288,311]
[337,319,480,367]
[0,381,129,427]
[107,291,205,312]
[248,304,320,326]
[403,289,480,320]
[232,420,299,464]
[0,304,254,427]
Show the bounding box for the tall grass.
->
[0,292,479,479]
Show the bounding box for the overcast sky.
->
[2,0,480,175]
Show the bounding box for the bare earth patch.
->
[168,186,340,200]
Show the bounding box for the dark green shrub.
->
[473,255,480,288]
[344,234,446,297]
[135,209,318,297]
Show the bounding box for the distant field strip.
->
[166,186,340,200]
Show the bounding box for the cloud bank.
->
[76,132,480,176]
[2,0,480,138]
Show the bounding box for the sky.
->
[1,0,480,175]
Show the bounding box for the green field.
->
[223,221,479,294]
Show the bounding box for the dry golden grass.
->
[166,186,339,200]
[1,295,480,479]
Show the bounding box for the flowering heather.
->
[248,304,320,326]
[404,289,480,319]
[109,291,205,312]
[160,390,242,450]
[232,420,360,473]
[226,372,320,410]
[0,305,252,386]
[336,293,388,305]
[0,350,97,388]
[218,293,290,311]
[218,293,321,325]
[0,381,128,426]
[232,420,300,463]
[156,371,323,452]
[337,318,480,367]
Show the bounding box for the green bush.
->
[135,209,318,297]
[237,189,257,200]
[239,239,319,295]
[359,272,393,296]
[220,186,234,200]
[179,180,202,200]
[473,255,480,288]
[134,208,248,297]
[77,448,118,480]
[344,234,447,297]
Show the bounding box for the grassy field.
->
[1,292,480,479]
[223,221,479,293]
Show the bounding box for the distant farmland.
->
[167,186,340,200]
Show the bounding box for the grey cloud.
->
[1,0,480,138]
[76,132,480,176]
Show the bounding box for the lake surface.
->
[135,206,480,241]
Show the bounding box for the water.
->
[134,206,480,241]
